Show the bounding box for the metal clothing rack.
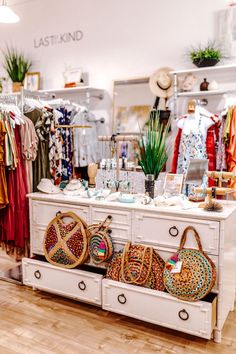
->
[20,88,53,113]
[98,134,139,180]
[0,93,19,109]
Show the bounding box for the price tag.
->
[171,261,183,274]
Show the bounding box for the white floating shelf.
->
[0,92,21,97]
[170,63,236,75]
[177,89,236,97]
[38,86,104,97]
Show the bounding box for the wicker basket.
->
[43,211,88,269]
[164,226,216,301]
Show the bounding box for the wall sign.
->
[34,30,83,49]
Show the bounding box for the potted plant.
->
[136,110,169,198]
[190,42,222,68]
[2,47,32,92]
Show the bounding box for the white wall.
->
[0,0,228,90]
[0,0,230,130]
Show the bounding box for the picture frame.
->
[163,173,184,196]
[185,159,208,184]
[24,72,40,91]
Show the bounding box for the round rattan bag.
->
[43,211,88,269]
[164,226,216,301]
[106,242,165,291]
[88,216,114,264]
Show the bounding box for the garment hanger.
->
[0,103,24,125]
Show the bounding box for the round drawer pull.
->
[34,270,41,280]
[169,226,179,237]
[78,281,86,291]
[178,309,189,321]
[117,294,127,305]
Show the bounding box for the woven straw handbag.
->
[106,242,165,291]
[88,215,114,264]
[43,211,88,269]
[164,226,216,301]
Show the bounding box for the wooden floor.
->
[0,281,235,354]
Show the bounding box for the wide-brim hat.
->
[37,179,61,194]
[149,67,174,98]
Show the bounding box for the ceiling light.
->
[0,0,20,23]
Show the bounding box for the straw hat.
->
[149,67,174,98]
[37,179,61,194]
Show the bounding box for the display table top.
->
[28,192,236,221]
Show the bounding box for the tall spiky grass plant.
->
[2,46,32,83]
[136,111,169,180]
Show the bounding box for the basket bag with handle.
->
[43,211,88,269]
[163,226,216,301]
[106,242,165,291]
[88,215,114,264]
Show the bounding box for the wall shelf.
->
[39,86,104,99]
[0,86,104,99]
[170,63,236,75]
[177,89,236,98]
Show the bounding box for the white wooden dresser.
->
[22,193,236,343]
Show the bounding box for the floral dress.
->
[177,113,213,193]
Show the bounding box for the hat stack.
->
[63,179,84,196]
[37,179,61,194]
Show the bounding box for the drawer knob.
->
[117,294,127,305]
[169,226,179,237]
[34,270,41,280]
[78,281,86,291]
[178,309,189,321]
[56,211,62,217]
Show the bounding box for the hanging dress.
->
[177,115,208,175]
[0,119,9,208]
[25,108,53,191]
[20,116,38,193]
[0,123,29,258]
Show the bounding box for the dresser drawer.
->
[91,207,131,241]
[134,212,219,255]
[31,227,45,255]
[22,258,103,305]
[31,201,90,227]
[102,279,217,340]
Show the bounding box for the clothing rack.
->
[20,88,53,113]
[55,125,92,129]
[0,93,19,106]
[98,134,138,180]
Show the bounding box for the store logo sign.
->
[34,30,83,49]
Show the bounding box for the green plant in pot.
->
[136,110,169,198]
[2,46,32,92]
[190,42,222,68]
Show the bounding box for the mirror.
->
[112,77,154,134]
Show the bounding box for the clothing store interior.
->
[0,0,236,353]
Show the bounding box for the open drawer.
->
[102,279,217,340]
[22,258,105,305]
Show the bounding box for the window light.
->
[0,0,20,23]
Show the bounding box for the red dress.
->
[0,125,29,255]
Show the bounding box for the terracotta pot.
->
[12,82,23,93]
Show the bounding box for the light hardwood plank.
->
[0,281,235,354]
